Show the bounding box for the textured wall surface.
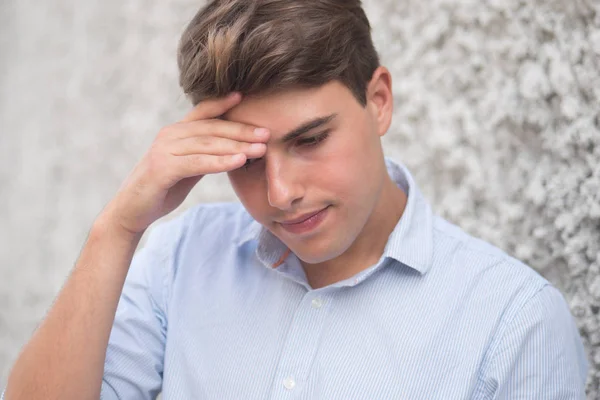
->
[1,0,598,397]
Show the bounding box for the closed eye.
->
[241,130,330,171]
[296,130,330,147]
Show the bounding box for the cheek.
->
[319,131,382,202]
[328,132,373,177]
[227,172,266,214]
[316,150,365,200]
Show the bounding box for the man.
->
[3,0,588,399]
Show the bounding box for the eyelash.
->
[242,130,330,170]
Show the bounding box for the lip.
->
[280,208,326,225]
[278,206,330,235]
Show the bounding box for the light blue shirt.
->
[2,158,588,399]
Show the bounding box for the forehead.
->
[223,81,354,136]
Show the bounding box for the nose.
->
[266,155,304,210]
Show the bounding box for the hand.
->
[101,93,268,235]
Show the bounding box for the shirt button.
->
[311,297,323,309]
[283,377,296,390]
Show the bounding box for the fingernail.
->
[254,128,269,138]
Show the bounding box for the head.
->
[178,0,395,264]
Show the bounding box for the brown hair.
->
[177,0,380,107]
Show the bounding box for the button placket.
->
[269,292,332,399]
[311,297,323,309]
[283,376,296,390]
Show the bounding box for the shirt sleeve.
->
[476,284,589,399]
[100,227,172,400]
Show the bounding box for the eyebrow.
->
[278,113,338,144]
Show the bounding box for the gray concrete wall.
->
[1,0,598,397]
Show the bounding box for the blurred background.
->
[1,0,599,397]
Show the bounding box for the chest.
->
[160,273,489,399]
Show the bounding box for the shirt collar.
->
[380,158,434,275]
[236,157,434,275]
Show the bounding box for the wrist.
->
[91,211,145,245]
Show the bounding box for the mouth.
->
[278,206,331,235]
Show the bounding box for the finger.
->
[181,92,242,123]
[166,119,270,143]
[169,136,267,158]
[176,153,247,179]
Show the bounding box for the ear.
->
[366,66,393,137]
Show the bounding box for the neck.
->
[301,173,407,289]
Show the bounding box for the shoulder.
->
[476,285,589,397]
[430,214,554,328]
[432,215,548,283]
[430,216,587,393]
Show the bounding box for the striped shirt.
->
[2,158,588,399]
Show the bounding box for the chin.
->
[294,252,332,265]
[291,237,351,265]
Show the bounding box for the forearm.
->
[4,215,143,400]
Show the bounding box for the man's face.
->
[226,77,390,265]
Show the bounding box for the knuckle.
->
[238,124,252,139]
[192,154,212,170]
[202,119,219,132]
[234,141,247,153]
[199,120,221,139]
[199,135,214,148]
[218,155,231,167]
[180,154,196,169]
